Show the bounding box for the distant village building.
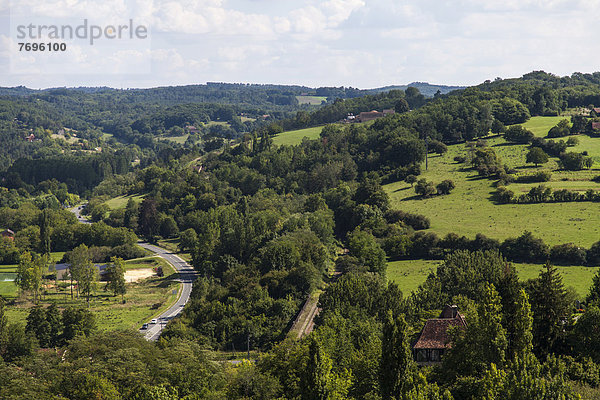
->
[358,109,395,122]
[186,125,200,134]
[591,121,600,131]
[412,305,467,365]
[0,229,15,241]
[25,133,35,142]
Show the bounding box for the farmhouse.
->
[413,305,467,365]
[591,121,600,131]
[358,109,395,122]
[0,229,15,241]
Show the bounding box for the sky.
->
[1,0,600,89]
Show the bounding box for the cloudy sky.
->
[1,0,599,89]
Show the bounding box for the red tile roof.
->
[413,306,467,350]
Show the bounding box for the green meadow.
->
[388,259,599,298]
[272,126,324,146]
[384,117,600,247]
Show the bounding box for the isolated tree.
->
[414,179,436,197]
[525,147,549,167]
[504,125,534,144]
[105,257,126,301]
[429,140,448,155]
[436,179,455,195]
[404,174,417,187]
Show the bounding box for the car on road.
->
[141,323,149,330]
[150,319,158,324]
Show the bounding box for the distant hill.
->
[368,82,466,97]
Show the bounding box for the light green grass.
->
[104,194,145,210]
[385,126,600,247]
[273,126,323,146]
[296,95,327,105]
[387,260,440,294]
[520,116,565,137]
[162,134,189,144]
[388,259,598,298]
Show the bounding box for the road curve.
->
[137,243,197,341]
[68,204,197,341]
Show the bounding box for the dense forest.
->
[3,71,600,399]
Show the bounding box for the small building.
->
[358,109,395,123]
[25,133,35,142]
[186,125,200,134]
[0,229,15,241]
[412,305,467,365]
[591,121,600,131]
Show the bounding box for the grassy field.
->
[521,116,565,137]
[104,194,145,210]
[272,126,323,146]
[384,117,600,247]
[387,259,440,294]
[162,134,189,144]
[296,95,327,105]
[0,265,17,298]
[4,256,181,331]
[388,259,599,298]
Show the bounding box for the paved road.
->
[69,205,91,224]
[137,243,197,341]
[68,203,197,341]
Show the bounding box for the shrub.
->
[514,171,551,183]
[436,179,455,195]
[550,243,587,265]
[504,125,534,143]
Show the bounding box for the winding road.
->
[68,204,197,341]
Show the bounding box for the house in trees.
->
[358,109,395,122]
[412,305,466,365]
[0,229,14,241]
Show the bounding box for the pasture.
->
[272,126,323,146]
[387,259,599,298]
[384,117,600,247]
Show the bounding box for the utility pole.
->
[425,134,429,171]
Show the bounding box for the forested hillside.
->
[3,71,600,399]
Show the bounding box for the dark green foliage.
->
[528,263,570,357]
[504,125,534,144]
[547,119,571,138]
[347,229,387,277]
[443,283,508,379]
[550,243,587,265]
[525,147,549,166]
[560,152,586,170]
[415,178,436,197]
[436,179,455,195]
[500,231,549,263]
